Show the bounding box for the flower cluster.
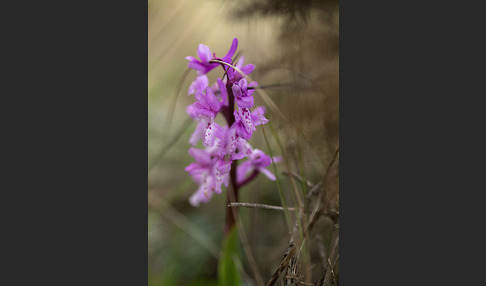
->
[184,38,279,206]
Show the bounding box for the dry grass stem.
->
[228,202,296,211]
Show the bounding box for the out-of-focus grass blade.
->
[218,227,242,286]
[260,120,292,232]
[148,117,194,173]
[165,68,191,131]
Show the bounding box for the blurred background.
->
[148,0,339,285]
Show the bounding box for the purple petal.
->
[232,84,242,99]
[188,147,211,165]
[184,162,200,173]
[187,61,204,72]
[237,96,254,109]
[205,88,221,112]
[189,186,203,207]
[224,125,239,155]
[214,169,224,194]
[236,56,245,69]
[251,150,272,167]
[189,175,215,206]
[231,152,245,160]
[239,78,248,91]
[217,159,232,174]
[247,81,258,96]
[188,169,206,184]
[259,167,276,181]
[186,104,197,119]
[194,104,215,118]
[235,122,252,139]
[251,106,268,126]
[204,121,218,147]
[227,67,235,80]
[188,75,209,95]
[217,78,228,106]
[272,156,282,163]
[197,44,212,64]
[241,64,255,75]
[189,121,205,145]
[222,38,238,63]
[236,160,253,184]
[239,108,255,134]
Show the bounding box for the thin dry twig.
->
[228,202,297,211]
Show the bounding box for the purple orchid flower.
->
[232,78,255,109]
[185,45,219,76]
[186,38,238,76]
[191,87,225,146]
[233,106,268,140]
[193,87,222,119]
[184,38,279,207]
[236,144,281,183]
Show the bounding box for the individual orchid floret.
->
[232,78,255,109]
[237,147,281,183]
[186,38,239,76]
[193,87,222,119]
[232,106,269,140]
[190,87,224,147]
[185,45,219,76]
